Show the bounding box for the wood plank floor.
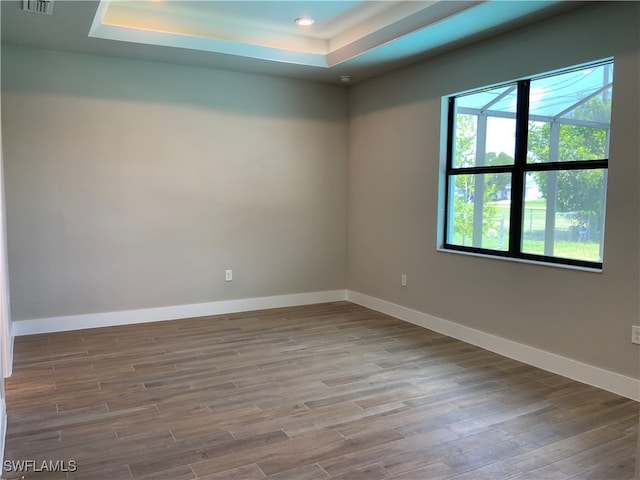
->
[4,302,638,479]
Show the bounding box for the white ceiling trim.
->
[90,22,332,67]
[88,0,490,70]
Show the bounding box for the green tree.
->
[452,114,498,245]
[452,114,475,244]
[486,151,513,198]
[528,96,610,240]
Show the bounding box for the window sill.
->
[436,246,603,273]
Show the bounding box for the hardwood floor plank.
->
[197,463,265,480]
[512,426,625,473]
[319,427,460,476]
[129,430,285,477]
[442,436,529,473]
[282,401,402,438]
[512,434,637,480]
[130,465,197,480]
[257,429,404,476]
[264,463,329,480]
[390,461,459,480]
[327,463,390,480]
[191,430,345,477]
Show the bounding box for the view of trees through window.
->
[445,61,612,267]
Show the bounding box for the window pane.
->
[521,169,606,262]
[557,124,609,161]
[486,117,516,163]
[528,63,613,163]
[447,173,511,251]
[453,112,477,168]
[457,84,517,111]
[527,120,549,163]
[453,85,517,168]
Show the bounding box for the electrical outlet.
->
[632,325,640,345]
[225,270,233,282]
[401,274,407,287]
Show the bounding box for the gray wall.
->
[348,2,640,377]
[2,46,348,320]
[2,2,638,380]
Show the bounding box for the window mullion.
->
[508,80,530,255]
[444,97,456,244]
[472,113,488,247]
[544,121,561,256]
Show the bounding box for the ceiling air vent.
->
[22,0,54,15]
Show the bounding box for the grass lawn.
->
[452,199,602,262]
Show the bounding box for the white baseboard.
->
[347,290,640,402]
[13,290,348,337]
[3,332,12,378]
[0,398,6,469]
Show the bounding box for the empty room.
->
[0,0,638,479]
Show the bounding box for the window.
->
[442,60,613,269]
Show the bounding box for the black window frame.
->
[443,63,611,270]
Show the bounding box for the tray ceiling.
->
[2,1,580,84]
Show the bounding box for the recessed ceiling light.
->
[295,17,315,27]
